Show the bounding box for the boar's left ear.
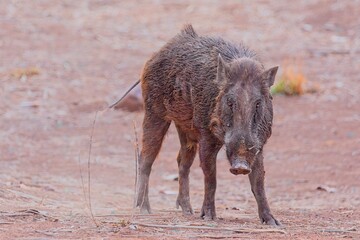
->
[262,66,279,87]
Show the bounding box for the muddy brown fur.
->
[135,24,280,226]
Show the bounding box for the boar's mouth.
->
[229,158,251,175]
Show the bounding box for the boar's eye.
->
[255,100,261,110]
[253,100,261,124]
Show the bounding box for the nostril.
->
[230,159,251,175]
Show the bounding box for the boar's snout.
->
[230,158,251,175]
[225,133,255,175]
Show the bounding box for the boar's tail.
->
[108,79,141,109]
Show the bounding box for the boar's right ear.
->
[216,54,228,85]
[262,66,279,87]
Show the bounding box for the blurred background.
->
[0,0,359,238]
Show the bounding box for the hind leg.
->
[135,113,170,214]
[175,125,197,215]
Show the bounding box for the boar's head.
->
[210,54,278,175]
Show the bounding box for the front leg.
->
[248,153,280,226]
[199,132,222,220]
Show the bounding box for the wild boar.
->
[132,24,279,225]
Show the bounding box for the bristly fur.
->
[141,24,263,131]
[181,24,198,38]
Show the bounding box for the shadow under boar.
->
[133,24,280,226]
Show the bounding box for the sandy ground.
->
[0,0,359,239]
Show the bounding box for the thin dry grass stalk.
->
[130,121,141,224]
[78,155,89,213]
[87,111,99,227]
[133,121,140,209]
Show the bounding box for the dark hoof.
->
[176,197,194,216]
[202,214,216,221]
[230,160,251,175]
[261,214,281,226]
[136,196,151,214]
[200,206,216,220]
[139,207,151,214]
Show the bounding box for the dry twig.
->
[35,230,55,237]
[132,222,286,234]
[0,213,33,217]
[95,213,162,218]
[321,228,358,234]
[1,209,58,222]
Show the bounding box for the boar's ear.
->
[262,66,279,87]
[216,54,228,85]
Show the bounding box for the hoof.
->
[200,206,216,220]
[261,214,281,226]
[176,197,194,216]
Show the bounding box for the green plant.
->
[271,66,306,96]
